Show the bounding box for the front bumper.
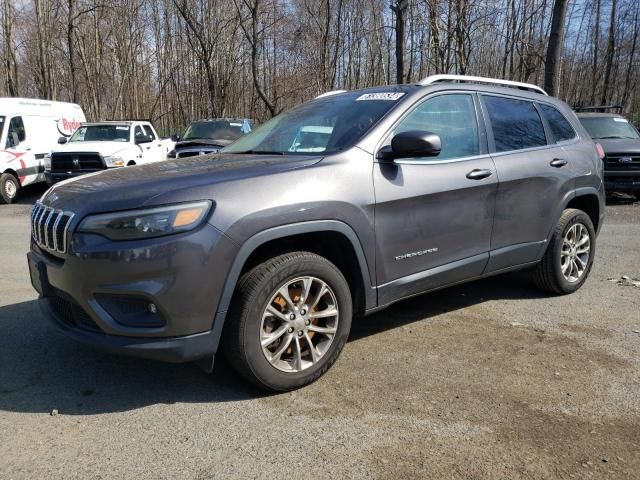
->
[39,293,217,362]
[29,221,238,362]
[604,171,640,192]
[46,170,102,185]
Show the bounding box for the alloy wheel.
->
[560,223,590,283]
[260,276,339,372]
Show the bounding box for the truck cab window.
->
[142,125,156,140]
[134,126,145,142]
[6,116,25,148]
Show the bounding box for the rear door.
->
[480,94,576,272]
[142,124,163,162]
[374,92,498,305]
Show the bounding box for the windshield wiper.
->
[229,150,285,155]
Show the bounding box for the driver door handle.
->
[466,169,493,180]
[550,158,568,168]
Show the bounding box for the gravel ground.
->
[1,185,639,480]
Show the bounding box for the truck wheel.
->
[223,252,352,391]
[0,173,20,204]
[532,209,595,295]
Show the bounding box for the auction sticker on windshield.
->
[356,92,405,101]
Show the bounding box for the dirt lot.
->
[1,185,639,480]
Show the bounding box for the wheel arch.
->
[538,187,603,260]
[565,190,602,232]
[209,220,376,352]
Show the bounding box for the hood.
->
[52,141,131,157]
[175,139,232,149]
[41,153,322,215]
[596,138,640,155]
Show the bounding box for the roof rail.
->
[315,89,347,99]
[418,75,548,96]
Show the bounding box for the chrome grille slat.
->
[31,202,74,254]
[44,209,55,247]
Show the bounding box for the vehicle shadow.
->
[605,192,638,205]
[14,183,48,205]
[0,273,547,415]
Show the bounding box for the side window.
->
[393,94,479,160]
[538,104,576,142]
[483,96,546,152]
[6,116,26,148]
[142,125,156,140]
[134,126,145,141]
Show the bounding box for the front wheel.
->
[532,208,596,294]
[223,252,352,391]
[0,173,20,204]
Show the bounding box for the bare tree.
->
[544,0,569,96]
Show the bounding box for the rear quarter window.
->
[483,95,547,152]
[539,104,576,142]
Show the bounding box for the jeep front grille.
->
[31,202,75,254]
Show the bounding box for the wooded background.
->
[1,0,638,134]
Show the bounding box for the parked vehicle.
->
[576,109,640,197]
[0,97,85,203]
[29,75,604,391]
[167,118,252,159]
[45,121,174,185]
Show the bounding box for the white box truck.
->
[0,98,86,203]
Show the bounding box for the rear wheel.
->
[223,252,352,391]
[0,173,20,204]
[532,208,595,294]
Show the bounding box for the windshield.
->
[222,91,405,155]
[69,125,130,142]
[579,117,640,140]
[182,120,250,144]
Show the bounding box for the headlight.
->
[44,154,51,170]
[104,155,125,167]
[77,201,212,240]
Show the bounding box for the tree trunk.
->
[600,0,617,105]
[391,0,408,84]
[544,0,569,96]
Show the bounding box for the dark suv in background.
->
[29,75,604,391]
[576,110,640,198]
[168,118,253,158]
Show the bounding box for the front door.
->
[374,93,497,306]
[3,116,39,187]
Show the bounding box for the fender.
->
[536,186,603,259]
[208,220,376,353]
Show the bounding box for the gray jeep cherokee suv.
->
[28,75,605,391]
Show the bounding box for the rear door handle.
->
[550,158,568,168]
[466,169,493,180]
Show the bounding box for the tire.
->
[127,161,136,166]
[222,251,352,391]
[532,208,596,294]
[0,173,20,204]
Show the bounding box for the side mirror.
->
[378,130,441,161]
[136,134,153,144]
[171,133,180,142]
[58,136,68,144]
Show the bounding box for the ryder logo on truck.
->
[56,117,82,137]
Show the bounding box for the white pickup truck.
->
[45,121,174,185]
